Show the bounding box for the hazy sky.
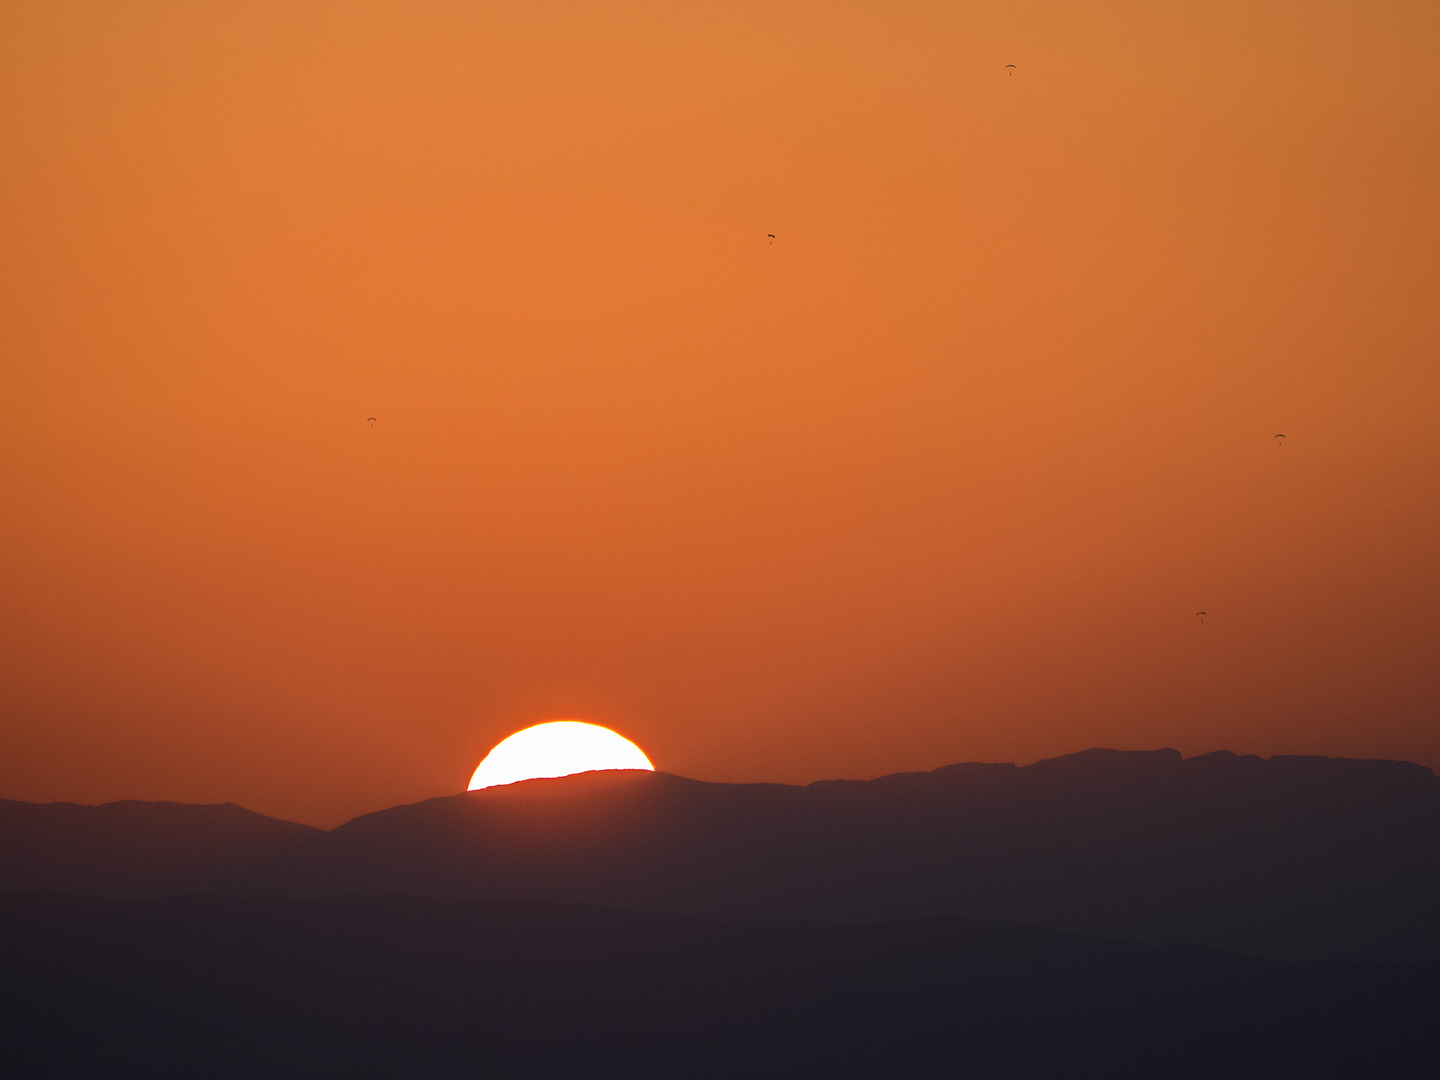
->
[2,0,1436,826]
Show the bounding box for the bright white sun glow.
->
[467,721,655,791]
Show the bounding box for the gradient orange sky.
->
[2,1,1437,826]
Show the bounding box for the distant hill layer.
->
[4,748,1439,961]
[1,893,1434,1080]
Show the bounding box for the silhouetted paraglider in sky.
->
[1005,64,1016,75]
[1275,434,1285,448]
[1196,611,1207,624]
[367,417,377,427]
[767,233,775,244]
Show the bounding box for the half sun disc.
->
[467,721,654,790]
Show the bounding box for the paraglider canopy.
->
[1005,64,1016,74]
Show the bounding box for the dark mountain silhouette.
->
[4,749,1438,960]
[0,797,324,896]
[2,892,1434,1079]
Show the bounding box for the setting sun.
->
[467,722,654,791]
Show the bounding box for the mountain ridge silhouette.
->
[5,747,1438,961]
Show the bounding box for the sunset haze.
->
[1,0,1436,826]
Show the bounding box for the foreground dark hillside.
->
[1,892,1434,1080]
[5,749,1438,960]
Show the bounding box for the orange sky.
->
[2,0,1437,826]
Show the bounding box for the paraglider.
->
[367,417,377,426]
[1005,64,1016,74]
[1275,434,1285,447]
[767,233,775,244]
[1196,611,1207,624]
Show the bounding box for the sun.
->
[467,721,655,791]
